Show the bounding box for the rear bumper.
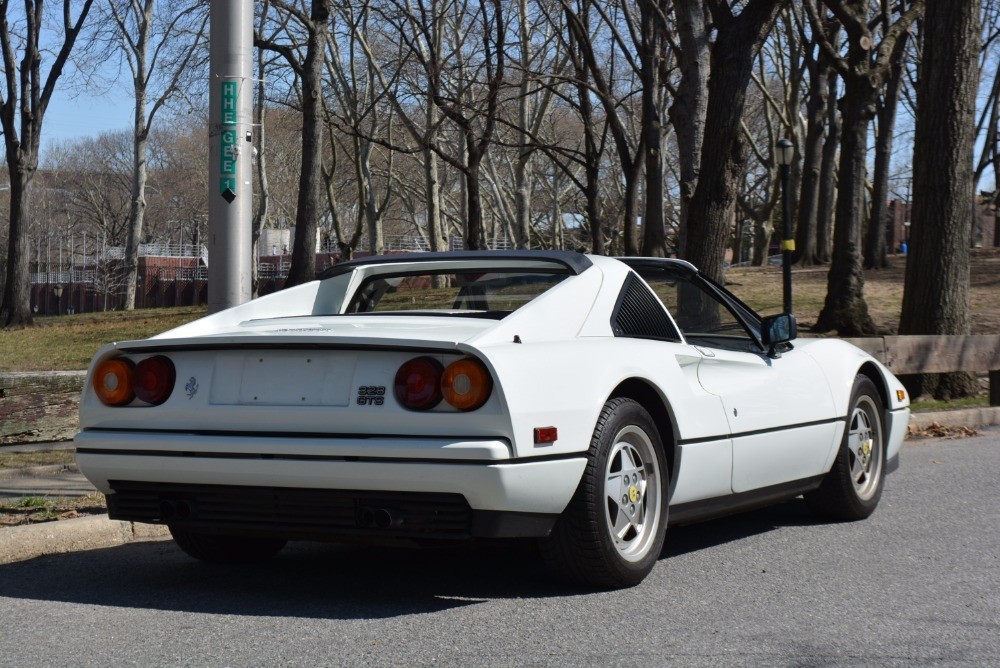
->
[75,430,586,535]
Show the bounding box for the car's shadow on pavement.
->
[0,498,816,619]
[665,497,816,558]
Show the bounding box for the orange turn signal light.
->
[441,358,493,411]
[93,358,135,406]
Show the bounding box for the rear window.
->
[345,270,569,318]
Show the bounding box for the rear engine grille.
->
[108,480,473,540]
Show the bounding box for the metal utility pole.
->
[208,0,254,313]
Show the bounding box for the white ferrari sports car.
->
[76,251,909,588]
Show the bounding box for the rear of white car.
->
[75,253,594,542]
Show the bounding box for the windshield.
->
[345,269,569,318]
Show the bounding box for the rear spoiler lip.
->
[317,250,593,279]
[115,338,467,355]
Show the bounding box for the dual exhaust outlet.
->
[159,499,196,520]
[357,506,403,530]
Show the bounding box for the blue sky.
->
[43,86,133,146]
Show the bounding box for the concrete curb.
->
[909,407,1000,430]
[0,464,78,480]
[0,515,169,565]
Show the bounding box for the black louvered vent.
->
[612,275,680,341]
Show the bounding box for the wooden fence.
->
[845,335,1000,406]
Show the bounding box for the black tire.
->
[807,375,886,521]
[541,398,668,589]
[169,527,287,564]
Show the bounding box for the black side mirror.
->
[761,313,797,357]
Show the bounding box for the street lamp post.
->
[53,284,63,316]
[776,139,795,314]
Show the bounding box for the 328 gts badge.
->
[357,385,386,406]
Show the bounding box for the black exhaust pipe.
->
[175,500,194,520]
[373,508,402,529]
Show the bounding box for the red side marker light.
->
[534,427,558,444]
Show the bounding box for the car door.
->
[635,262,839,494]
[694,345,838,493]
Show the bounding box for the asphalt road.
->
[1,430,997,667]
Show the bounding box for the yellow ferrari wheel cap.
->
[629,485,640,503]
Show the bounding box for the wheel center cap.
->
[862,439,872,457]
[628,485,640,503]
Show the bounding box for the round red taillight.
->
[134,355,176,405]
[93,358,135,406]
[394,356,443,410]
[441,358,493,411]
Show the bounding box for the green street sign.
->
[219,81,239,200]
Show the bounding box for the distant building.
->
[885,197,997,252]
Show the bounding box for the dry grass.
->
[0,492,107,526]
[0,450,75,470]
[0,306,205,372]
[724,249,1000,334]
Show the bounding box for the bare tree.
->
[103,0,208,310]
[806,0,923,335]
[0,0,96,327]
[560,0,644,255]
[794,13,839,266]
[681,0,785,285]
[864,1,912,270]
[257,0,332,287]
[669,1,710,247]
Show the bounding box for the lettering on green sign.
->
[219,81,239,197]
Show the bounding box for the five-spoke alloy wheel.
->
[807,375,886,521]
[542,398,668,589]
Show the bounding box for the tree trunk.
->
[514,0,532,250]
[284,0,331,287]
[123,110,149,311]
[814,86,878,336]
[638,0,666,257]
[572,30,603,255]
[0,170,34,327]
[670,0,709,251]
[424,143,446,253]
[795,55,831,266]
[816,73,840,264]
[359,140,383,255]
[682,1,783,284]
[899,0,979,399]
[252,53,270,297]
[864,95,896,269]
[864,34,908,270]
[465,159,486,250]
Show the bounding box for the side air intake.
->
[611,274,680,341]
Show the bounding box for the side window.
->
[642,271,761,353]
